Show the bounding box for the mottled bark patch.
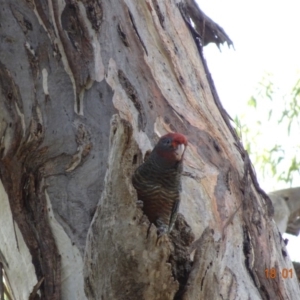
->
[118,69,146,131]
[169,214,195,300]
[82,0,103,32]
[0,64,61,300]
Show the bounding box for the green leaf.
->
[248,96,257,108]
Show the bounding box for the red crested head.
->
[153,132,187,163]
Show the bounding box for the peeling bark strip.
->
[118,69,146,130]
[117,23,130,47]
[152,0,165,29]
[243,226,256,283]
[169,214,194,300]
[179,0,233,48]
[182,227,222,299]
[0,62,24,150]
[0,64,61,299]
[128,9,148,55]
[41,0,104,114]
[66,123,93,172]
[29,277,44,300]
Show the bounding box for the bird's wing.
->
[168,198,180,232]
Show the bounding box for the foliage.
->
[234,74,300,189]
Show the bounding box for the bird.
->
[132,132,187,239]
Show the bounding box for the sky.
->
[197,0,300,262]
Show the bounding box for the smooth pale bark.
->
[270,187,300,236]
[0,0,299,299]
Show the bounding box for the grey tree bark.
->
[0,0,299,299]
[270,187,300,236]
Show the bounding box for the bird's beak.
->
[174,144,186,160]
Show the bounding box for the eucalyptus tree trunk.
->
[0,0,299,299]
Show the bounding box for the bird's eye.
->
[165,139,171,145]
